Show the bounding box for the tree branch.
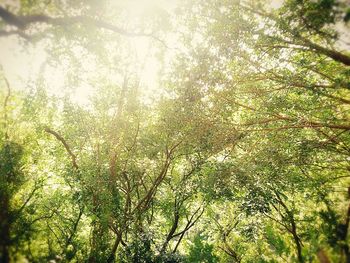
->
[0,5,153,39]
[44,127,79,170]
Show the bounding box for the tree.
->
[0,0,349,262]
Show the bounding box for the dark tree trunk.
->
[106,232,122,263]
[292,230,304,263]
[0,195,10,263]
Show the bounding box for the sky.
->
[0,33,161,104]
[0,0,178,106]
[1,0,349,106]
[0,0,265,97]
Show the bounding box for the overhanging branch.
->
[0,5,152,39]
[45,127,79,170]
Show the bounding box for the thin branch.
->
[45,127,79,170]
[0,5,168,45]
[16,183,42,216]
[2,75,10,139]
[173,206,205,253]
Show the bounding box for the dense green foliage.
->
[0,0,350,262]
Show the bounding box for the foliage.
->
[0,0,349,262]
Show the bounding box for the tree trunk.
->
[290,214,304,263]
[0,246,9,263]
[0,196,10,263]
[292,231,304,263]
[106,232,122,263]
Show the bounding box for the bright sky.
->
[0,0,286,106]
[3,0,348,107]
[0,34,161,106]
[0,0,175,106]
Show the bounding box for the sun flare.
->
[1,0,349,262]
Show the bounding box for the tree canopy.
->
[0,0,349,262]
